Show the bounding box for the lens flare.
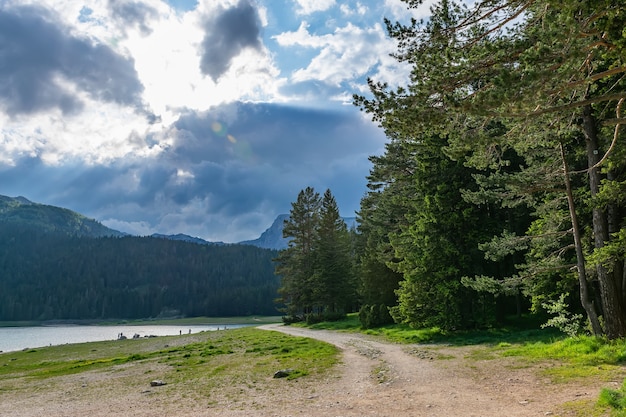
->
[211,121,226,136]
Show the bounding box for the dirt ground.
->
[1,324,620,416]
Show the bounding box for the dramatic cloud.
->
[0,102,385,242]
[108,0,159,36]
[0,0,431,242]
[294,0,336,15]
[199,0,264,81]
[0,4,145,117]
[273,20,410,102]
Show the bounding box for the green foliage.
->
[359,304,393,329]
[275,186,321,319]
[541,293,585,337]
[598,380,626,416]
[275,188,355,321]
[354,0,626,338]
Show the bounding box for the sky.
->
[0,0,435,243]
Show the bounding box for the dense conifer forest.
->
[277,0,626,339]
[0,224,280,321]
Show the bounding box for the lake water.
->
[0,324,246,353]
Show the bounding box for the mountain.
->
[0,194,357,250]
[239,214,358,250]
[0,195,124,238]
[0,194,283,320]
[239,214,290,250]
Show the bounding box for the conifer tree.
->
[275,188,355,322]
[355,0,626,337]
[314,189,355,317]
[275,187,321,319]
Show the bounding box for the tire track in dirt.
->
[260,323,601,417]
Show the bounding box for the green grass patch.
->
[595,379,626,416]
[298,313,561,346]
[499,336,626,364]
[303,314,362,330]
[0,327,338,391]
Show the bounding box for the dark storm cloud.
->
[108,0,159,36]
[199,0,263,81]
[0,102,385,242]
[0,4,144,117]
[169,102,385,214]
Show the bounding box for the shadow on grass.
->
[299,313,566,346]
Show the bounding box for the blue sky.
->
[0,0,434,242]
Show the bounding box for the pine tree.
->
[275,187,321,319]
[314,189,355,318]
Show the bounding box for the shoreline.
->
[0,315,282,328]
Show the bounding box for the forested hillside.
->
[0,195,124,238]
[0,224,280,321]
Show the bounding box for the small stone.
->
[273,369,294,378]
[150,380,167,387]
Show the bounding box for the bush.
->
[306,313,323,325]
[359,304,394,329]
[304,310,346,325]
[322,310,347,322]
[282,315,303,325]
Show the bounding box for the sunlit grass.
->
[0,327,339,404]
[597,380,626,416]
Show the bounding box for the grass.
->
[301,313,561,345]
[0,326,338,409]
[598,380,626,417]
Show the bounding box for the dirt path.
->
[1,325,613,416]
[256,324,606,417]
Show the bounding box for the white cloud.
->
[384,0,436,22]
[273,21,324,48]
[0,0,408,243]
[1,99,163,166]
[102,218,155,236]
[339,2,367,16]
[294,0,335,15]
[275,22,409,89]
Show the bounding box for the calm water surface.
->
[0,324,245,353]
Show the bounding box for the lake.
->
[0,324,246,353]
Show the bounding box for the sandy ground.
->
[1,324,620,416]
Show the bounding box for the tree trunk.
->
[559,142,603,336]
[607,170,626,304]
[582,105,626,339]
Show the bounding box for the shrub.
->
[359,304,394,329]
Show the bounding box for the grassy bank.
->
[0,326,338,412]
